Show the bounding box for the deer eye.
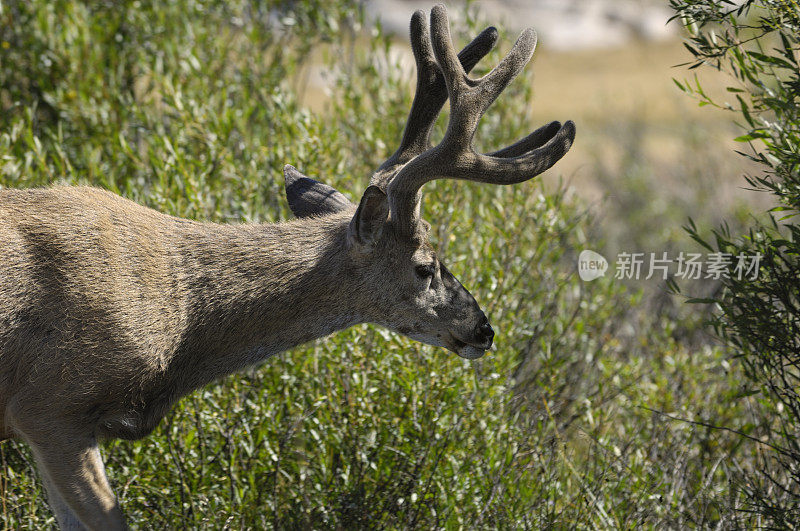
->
[415,264,435,279]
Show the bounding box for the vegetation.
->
[0,0,792,528]
[671,0,800,525]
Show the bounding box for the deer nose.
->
[474,315,494,347]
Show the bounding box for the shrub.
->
[670,0,800,524]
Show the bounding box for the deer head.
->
[284,5,575,360]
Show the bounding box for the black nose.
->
[474,315,494,346]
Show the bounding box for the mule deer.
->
[0,5,574,529]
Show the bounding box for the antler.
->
[370,10,499,188]
[386,4,576,235]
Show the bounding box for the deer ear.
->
[284,164,354,218]
[348,185,388,246]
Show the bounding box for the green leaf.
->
[686,297,719,304]
[746,51,794,70]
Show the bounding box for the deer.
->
[0,5,574,529]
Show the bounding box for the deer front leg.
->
[7,403,127,531]
[40,473,92,530]
[29,435,127,530]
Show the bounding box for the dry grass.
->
[532,38,763,208]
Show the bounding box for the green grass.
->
[0,0,770,528]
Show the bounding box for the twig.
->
[639,405,788,455]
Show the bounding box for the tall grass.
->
[0,0,768,527]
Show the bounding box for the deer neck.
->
[170,212,361,387]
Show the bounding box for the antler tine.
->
[429,4,535,143]
[486,120,562,158]
[386,4,576,235]
[370,11,498,188]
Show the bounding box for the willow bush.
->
[671,0,800,525]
